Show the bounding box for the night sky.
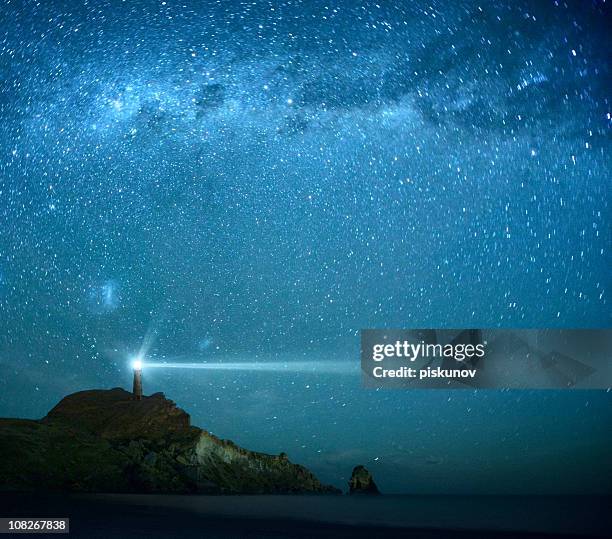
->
[0,0,610,494]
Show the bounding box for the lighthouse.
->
[132,358,143,400]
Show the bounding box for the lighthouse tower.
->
[132,359,143,400]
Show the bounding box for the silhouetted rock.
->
[43,389,191,439]
[348,465,380,495]
[0,388,340,495]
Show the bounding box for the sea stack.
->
[348,465,380,495]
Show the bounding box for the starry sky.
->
[0,0,610,494]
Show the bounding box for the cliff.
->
[0,388,340,494]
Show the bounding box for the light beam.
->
[136,361,357,375]
[132,358,143,370]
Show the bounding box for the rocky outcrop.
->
[43,389,191,440]
[348,465,380,495]
[0,388,340,495]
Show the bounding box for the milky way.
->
[0,0,610,493]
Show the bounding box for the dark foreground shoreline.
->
[1,493,610,538]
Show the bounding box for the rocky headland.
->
[0,388,340,494]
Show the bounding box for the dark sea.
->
[2,493,610,538]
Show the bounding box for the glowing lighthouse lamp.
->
[132,357,144,400]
